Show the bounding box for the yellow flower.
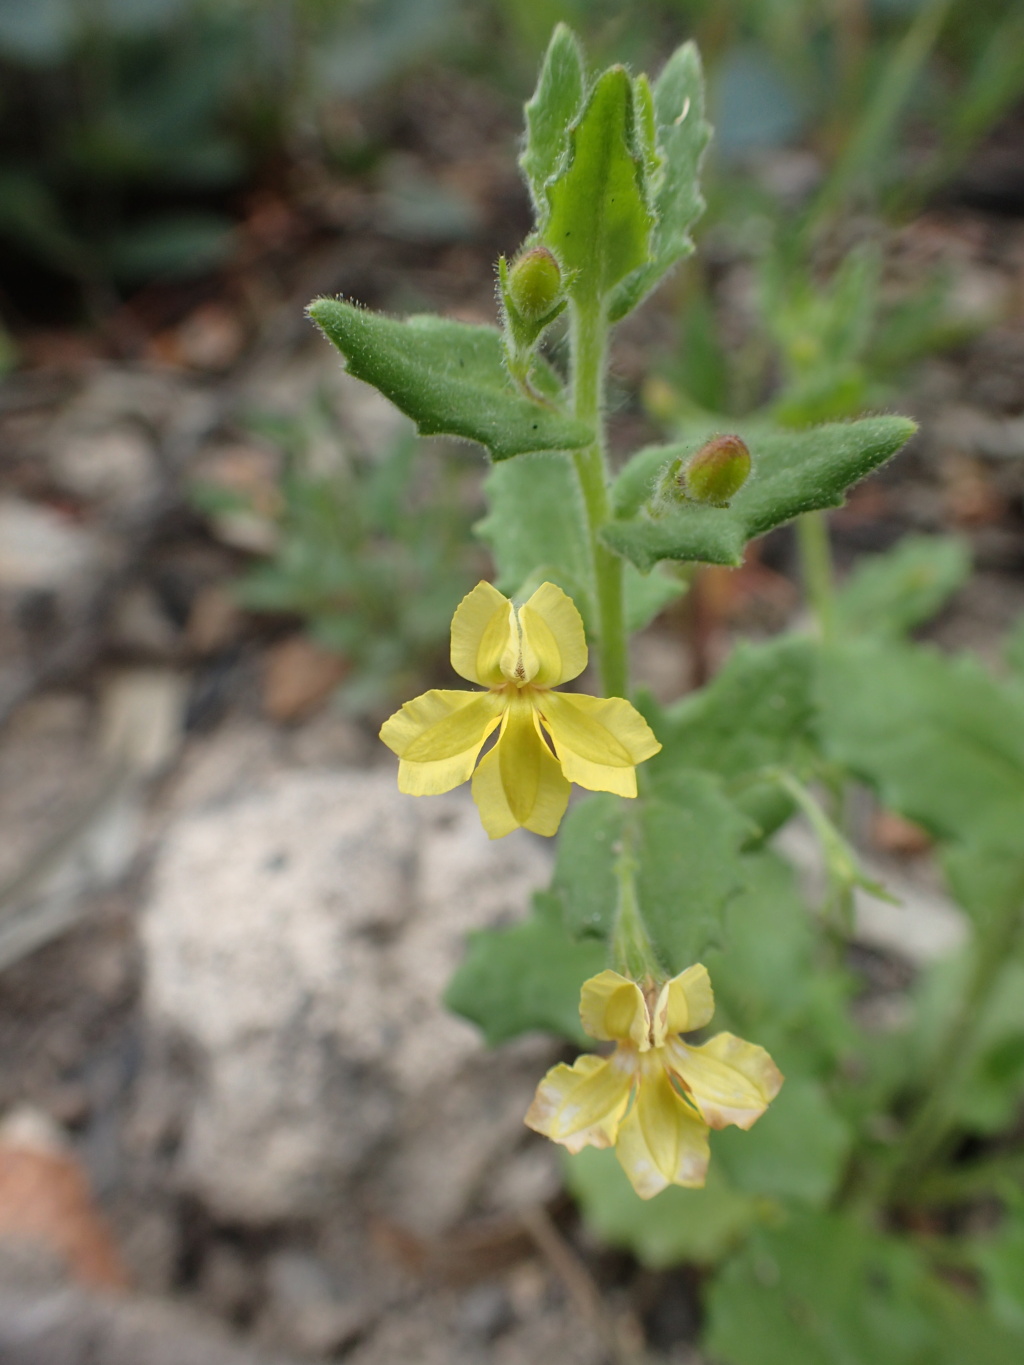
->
[379,581,661,839]
[525,966,783,1199]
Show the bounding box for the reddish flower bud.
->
[682,434,751,507]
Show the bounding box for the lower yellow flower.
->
[379,581,660,838]
[525,967,783,1199]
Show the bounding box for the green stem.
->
[611,817,659,981]
[797,510,838,644]
[570,301,628,698]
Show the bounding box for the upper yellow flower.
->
[525,967,783,1199]
[379,581,661,839]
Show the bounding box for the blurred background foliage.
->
[2,3,1024,1361]
[2,0,1023,316]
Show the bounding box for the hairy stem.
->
[570,301,628,698]
[797,510,838,644]
[611,817,658,981]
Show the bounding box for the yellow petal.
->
[614,1061,710,1199]
[579,969,650,1048]
[381,689,503,796]
[539,691,661,796]
[470,703,569,838]
[385,689,504,760]
[524,1051,634,1153]
[665,1032,783,1130]
[450,582,514,686]
[652,964,715,1046]
[519,582,588,686]
[470,743,519,838]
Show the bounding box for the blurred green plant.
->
[325,22,1024,1363]
[0,0,458,307]
[191,398,480,715]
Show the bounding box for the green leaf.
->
[519,22,585,224]
[478,451,593,614]
[817,639,1024,850]
[704,1214,948,1365]
[444,891,605,1046]
[914,953,1024,1135]
[566,1147,757,1269]
[608,42,712,322]
[1003,614,1024,680]
[704,851,853,1067]
[714,1076,851,1209]
[636,773,753,970]
[603,416,917,570]
[648,638,818,839]
[974,1201,1024,1336]
[478,451,684,635]
[624,563,687,633]
[942,841,1024,936]
[307,300,592,461]
[550,776,750,971]
[552,793,621,939]
[835,534,970,640]
[543,66,655,309]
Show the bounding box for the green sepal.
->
[608,41,711,322]
[519,22,586,225]
[603,416,917,570]
[497,252,568,363]
[443,890,606,1046]
[307,298,592,461]
[543,66,655,309]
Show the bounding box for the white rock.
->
[141,768,552,1225]
[0,498,106,593]
[50,426,158,514]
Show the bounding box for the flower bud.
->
[508,247,563,321]
[682,434,751,507]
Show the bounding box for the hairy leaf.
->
[609,42,712,321]
[444,891,605,1046]
[308,300,592,461]
[714,1076,850,1209]
[636,774,753,970]
[520,22,586,222]
[552,793,621,939]
[479,451,685,633]
[566,1149,757,1268]
[551,777,751,971]
[478,452,593,614]
[543,66,655,308]
[835,534,970,639]
[706,1213,1024,1365]
[704,852,854,1068]
[818,640,1024,850]
[647,638,818,839]
[604,416,917,570]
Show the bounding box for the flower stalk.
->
[569,300,628,699]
